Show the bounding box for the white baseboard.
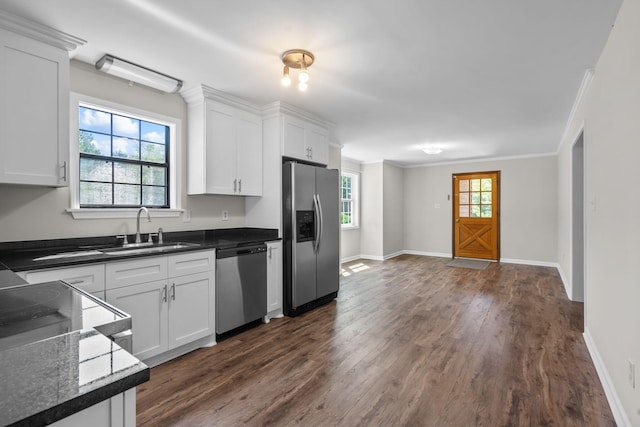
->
[384,251,404,260]
[402,250,452,258]
[358,254,385,261]
[340,255,362,264]
[143,335,216,368]
[499,258,558,268]
[556,263,572,300]
[583,328,632,427]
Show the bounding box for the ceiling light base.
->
[280,49,315,69]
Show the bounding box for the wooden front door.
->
[453,171,500,260]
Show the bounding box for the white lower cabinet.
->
[105,250,215,361]
[49,388,136,427]
[17,264,106,299]
[266,241,283,319]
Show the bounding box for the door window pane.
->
[459,205,469,217]
[471,192,480,204]
[481,192,492,204]
[470,205,481,217]
[459,192,469,204]
[481,178,492,191]
[471,179,481,191]
[459,179,469,192]
[481,205,492,218]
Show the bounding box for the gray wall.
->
[404,155,558,263]
[382,162,404,257]
[0,60,245,242]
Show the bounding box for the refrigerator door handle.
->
[313,194,321,253]
[316,193,324,252]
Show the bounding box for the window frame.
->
[340,171,359,229]
[68,93,182,219]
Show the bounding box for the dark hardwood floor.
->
[137,255,615,426]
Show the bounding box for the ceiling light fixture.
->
[422,147,443,155]
[280,49,314,92]
[95,54,183,93]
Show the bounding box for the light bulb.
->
[281,66,291,86]
[298,81,308,91]
[298,69,309,83]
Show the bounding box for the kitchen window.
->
[341,172,359,228]
[68,93,182,219]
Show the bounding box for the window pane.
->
[459,205,469,217]
[114,184,140,205]
[113,137,140,160]
[471,192,480,204]
[142,186,166,206]
[113,115,139,139]
[79,131,111,156]
[142,166,166,186]
[481,178,492,191]
[459,192,469,204]
[80,182,112,205]
[141,141,166,163]
[481,205,492,218]
[470,205,481,217]
[80,158,112,182]
[481,192,492,204]
[471,179,481,191]
[459,179,469,192]
[79,107,111,134]
[141,121,167,144]
[114,162,141,184]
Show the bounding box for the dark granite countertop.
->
[0,281,148,426]
[0,227,279,273]
[0,329,148,426]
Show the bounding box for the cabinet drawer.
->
[168,250,215,278]
[18,264,105,295]
[106,256,168,289]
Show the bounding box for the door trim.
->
[452,171,501,260]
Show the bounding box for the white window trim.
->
[341,170,359,230]
[67,92,183,219]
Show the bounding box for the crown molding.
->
[0,9,85,51]
[180,84,261,115]
[262,101,331,129]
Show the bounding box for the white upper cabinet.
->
[0,11,83,187]
[283,114,329,165]
[183,85,262,196]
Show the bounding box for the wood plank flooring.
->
[136,255,615,426]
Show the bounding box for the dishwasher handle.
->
[216,244,267,259]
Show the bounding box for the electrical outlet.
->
[629,360,636,388]
[182,209,191,223]
[222,210,229,221]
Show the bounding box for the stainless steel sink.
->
[100,242,201,256]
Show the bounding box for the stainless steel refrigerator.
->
[282,161,339,316]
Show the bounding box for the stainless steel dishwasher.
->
[216,244,267,335]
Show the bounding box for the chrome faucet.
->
[135,207,151,243]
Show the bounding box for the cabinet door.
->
[205,101,236,194]
[235,110,262,196]
[168,271,214,348]
[282,116,308,160]
[266,241,283,315]
[0,29,69,186]
[19,264,105,299]
[306,126,329,165]
[106,280,168,360]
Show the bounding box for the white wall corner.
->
[556,263,572,300]
[583,328,632,427]
[383,251,404,260]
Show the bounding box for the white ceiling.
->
[0,0,622,166]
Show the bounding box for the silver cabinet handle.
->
[171,283,176,301]
[60,161,67,182]
[162,284,167,302]
[67,279,83,285]
[269,246,272,259]
[238,179,242,193]
[233,179,237,193]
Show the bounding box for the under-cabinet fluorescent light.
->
[95,54,183,94]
